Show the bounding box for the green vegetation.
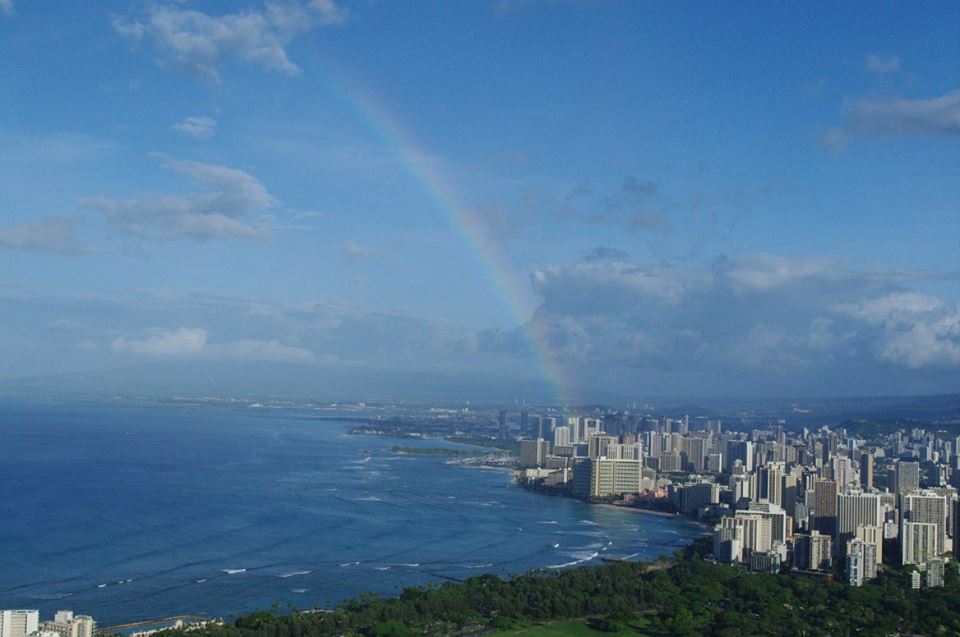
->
[156,550,960,637]
[497,618,648,636]
[389,446,487,456]
[443,435,519,453]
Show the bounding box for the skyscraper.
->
[901,521,939,565]
[758,462,785,506]
[837,492,882,551]
[901,491,948,556]
[892,461,920,494]
[954,499,960,559]
[859,452,874,490]
[812,479,839,536]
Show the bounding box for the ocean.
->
[0,398,706,625]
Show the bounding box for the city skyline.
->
[1,1,958,401]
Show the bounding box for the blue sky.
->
[1,0,958,401]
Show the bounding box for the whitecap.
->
[276,570,311,578]
[222,568,246,575]
[546,551,598,569]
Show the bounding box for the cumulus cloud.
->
[0,217,85,254]
[113,0,347,82]
[874,304,960,369]
[113,327,208,356]
[824,89,960,151]
[171,116,217,138]
[514,255,960,389]
[865,53,901,74]
[80,154,274,240]
[340,240,369,261]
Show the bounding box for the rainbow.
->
[320,71,574,406]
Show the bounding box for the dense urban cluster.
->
[510,410,960,588]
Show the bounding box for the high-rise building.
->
[794,531,832,570]
[892,461,920,494]
[845,538,877,586]
[681,436,707,472]
[572,457,645,498]
[587,435,618,459]
[679,482,720,515]
[832,456,854,491]
[953,499,960,559]
[901,491,948,556]
[758,462,785,506]
[859,452,874,490]
[0,611,39,637]
[745,502,789,547]
[41,613,95,637]
[837,492,882,551]
[519,439,550,468]
[855,525,884,566]
[498,410,508,440]
[658,452,682,473]
[719,514,771,563]
[926,558,945,588]
[812,479,839,536]
[901,521,940,565]
[727,440,754,472]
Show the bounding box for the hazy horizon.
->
[2,1,958,402]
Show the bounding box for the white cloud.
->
[866,53,901,74]
[171,116,217,138]
[832,292,943,324]
[824,89,960,151]
[876,304,960,369]
[110,326,316,364]
[520,255,960,381]
[0,217,84,254]
[113,1,347,83]
[0,0,13,16]
[113,327,208,356]
[80,154,274,240]
[340,240,369,261]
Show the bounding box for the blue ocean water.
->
[0,399,706,625]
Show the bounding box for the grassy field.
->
[497,618,653,636]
